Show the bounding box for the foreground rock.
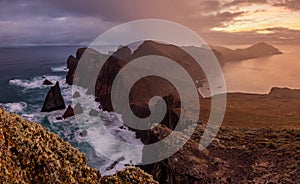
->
[140,124,300,183]
[100,166,158,184]
[0,108,158,183]
[0,108,100,183]
[41,81,66,112]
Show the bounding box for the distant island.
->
[211,42,283,62]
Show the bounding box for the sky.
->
[0,0,299,46]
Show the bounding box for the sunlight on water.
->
[223,45,300,94]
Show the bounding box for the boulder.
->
[89,109,99,116]
[62,105,75,119]
[72,91,81,98]
[42,79,53,85]
[41,82,66,112]
[74,103,83,114]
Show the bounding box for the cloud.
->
[273,0,300,10]
[203,27,300,45]
[222,0,268,7]
[0,0,298,45]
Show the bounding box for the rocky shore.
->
[0,108,158,183]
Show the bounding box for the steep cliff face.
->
[65,41,210,128]
[65,41,211,112]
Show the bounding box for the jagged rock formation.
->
[65,41,220,112]
[41,81,65,112]
[0,108,159,183]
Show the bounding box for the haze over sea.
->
[223,44,300,94]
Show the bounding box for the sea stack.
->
[41,81,66,112]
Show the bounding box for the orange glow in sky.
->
[211,4,300,33]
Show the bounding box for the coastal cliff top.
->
[0,108,157,184]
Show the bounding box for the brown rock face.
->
[139,124,212,184]
[94,41,207,114]
[66,47,108,88]
[41,81,66,112]
[66,55,79,85]
[65,41,221,117]
[62,105,75,119]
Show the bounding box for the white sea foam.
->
[8,75,143,175]
[68,86,143,175]
[9,75,65,89]
[0,102,27,113]
[51,66,69,72]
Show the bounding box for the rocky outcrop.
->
[100,166,158,184]
[136,94,182,144]
[0,108,101,183]
[138,123,300,183]
[41,81,65,112]
[66,55,79,85]
[42,79,53,85]
[140,124,212,183]
[62,105,75,119]
[66,48,107,87]
[65,41,210,113]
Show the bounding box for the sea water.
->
[0,45,142,175]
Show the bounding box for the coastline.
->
[0,107,158,183]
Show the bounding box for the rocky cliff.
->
[0,108,158,183]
